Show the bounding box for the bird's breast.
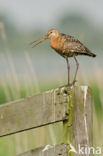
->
[50,37,64,52]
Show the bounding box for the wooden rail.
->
[0,88,67,137]
[18,144,68,156]
[0,86,93,156]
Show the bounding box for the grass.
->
[0,22,103,156]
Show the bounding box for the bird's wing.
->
[66,41,86,53]
[60,34,94,56]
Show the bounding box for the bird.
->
[30,29,96,86]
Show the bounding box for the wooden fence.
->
[0,86,93,156]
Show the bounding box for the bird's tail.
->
[86,47,96,57]
[90,52,96,57]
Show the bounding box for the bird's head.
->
[30,28,59,48]
[46,29,59,39]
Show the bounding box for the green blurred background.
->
[0,0,103,155]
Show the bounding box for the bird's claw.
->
[59,84,72,88]
[59,80,77,88]
[71,79,77,85]
[67,79,77,87]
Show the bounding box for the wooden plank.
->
[0,87,69,137]
[62,86,93,155]
[17,144,68,156]
[72,86,93,156]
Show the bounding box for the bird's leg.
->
[66,58,70,86]
[72,56,79,85]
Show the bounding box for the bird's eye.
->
[50,32,52,34]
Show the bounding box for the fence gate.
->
[0,86,92,156]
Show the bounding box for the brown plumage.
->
[30,29,96,86]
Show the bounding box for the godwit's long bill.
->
[30,35,48,48]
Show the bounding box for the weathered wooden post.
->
[63,86,93,156]
[0,86,93,156]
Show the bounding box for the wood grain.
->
[0,87,68,137]
[17,144,68,156]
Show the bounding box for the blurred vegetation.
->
[0,12,103,52]
[0,11,103,156]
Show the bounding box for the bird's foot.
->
[70,80,77,86]
[59,80,77,88]
[66,80,77,87]
[59,84,71,88]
